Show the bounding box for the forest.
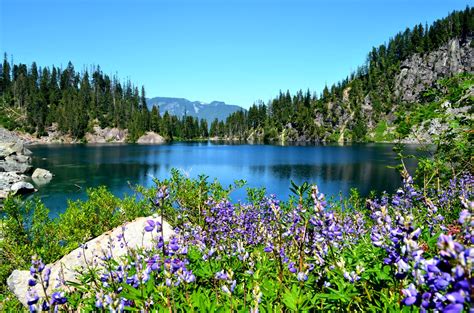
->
[1,7,473,143]
[217,6,474,142]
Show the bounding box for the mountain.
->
[146,97,245,124]
[215,7,473,144]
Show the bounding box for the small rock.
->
[10,182,35,195]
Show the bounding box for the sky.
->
[0,0,471,108]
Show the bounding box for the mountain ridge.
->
[146,97,245,124]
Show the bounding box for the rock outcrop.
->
[16,123,77,144]
[0,141,32,174]
[85,126,128,143]
[137,132,165,144]
[0,128,54,200]
[7,216,174,307]
[395,38,473,102]
[400,87,474,144]
[0,129,36,200]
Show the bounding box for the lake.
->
[27,142,422,216]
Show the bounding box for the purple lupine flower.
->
[26,290,39,306]
[215,270,228,280]
[401,284,419,306]
[263,244,273,253]
[144,220,156,232]
[41,301,50,311]
[297,272,308,282]
[51,292,67,305]
[168,238,180,252]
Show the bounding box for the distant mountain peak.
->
[146,97,245,123]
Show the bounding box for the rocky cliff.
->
[394,38,473,103]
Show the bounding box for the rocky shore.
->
[0,128,52,201]
[11,123,165,145]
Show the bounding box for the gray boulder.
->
[6,155,31,164]
[0,172,27,199]
[85,126,128,143]
[0,160,31,174]
[0,142,27,158]
[0,172,26,186]
[137,132,165,144]
[7,216,174,307]
[31,168,53,186]
[10,182,35,195]
[32,168,53,179]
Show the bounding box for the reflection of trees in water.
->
[249,163,403,195]
[33,162,162,193]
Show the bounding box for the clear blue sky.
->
[0,0,470,108]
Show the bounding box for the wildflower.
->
[401,283,419,306]
[297,272,308,281]
[51,292,67,305]
[144,220,156,232]
[215,270,228,280]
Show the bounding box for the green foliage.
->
[1,8,473,143]
[393,73,473,190]
[1,159,471,310]
[0,187,154,294]
[43,174,469,312]
[0,57,211,142]
[372,120,395,142]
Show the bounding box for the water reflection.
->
[28,143,423,216]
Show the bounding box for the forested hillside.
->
[1,7,472,143]
[216,7,473,143]
[0,61,211,142]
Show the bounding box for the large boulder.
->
[0,159,32,174]
[31,168,53,186]
[137,132,165,144]
[10,181,35,195]
[7,216,174,307]
[0,137,32,174]
[0,172,28,199]
[0,142,26,158]
[6,155,31,164]
[0,172,26,186]
[32,168,53,180]
[85,126,128,143]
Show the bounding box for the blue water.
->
[27,142,422,216]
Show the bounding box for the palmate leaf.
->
[120,283,143,301]
[146,274,156,294]
[190,290,219,312]
[281,284,313,311]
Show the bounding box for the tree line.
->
[0,59,214,141]
[1,7,472,142]
[216,6,473,142]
